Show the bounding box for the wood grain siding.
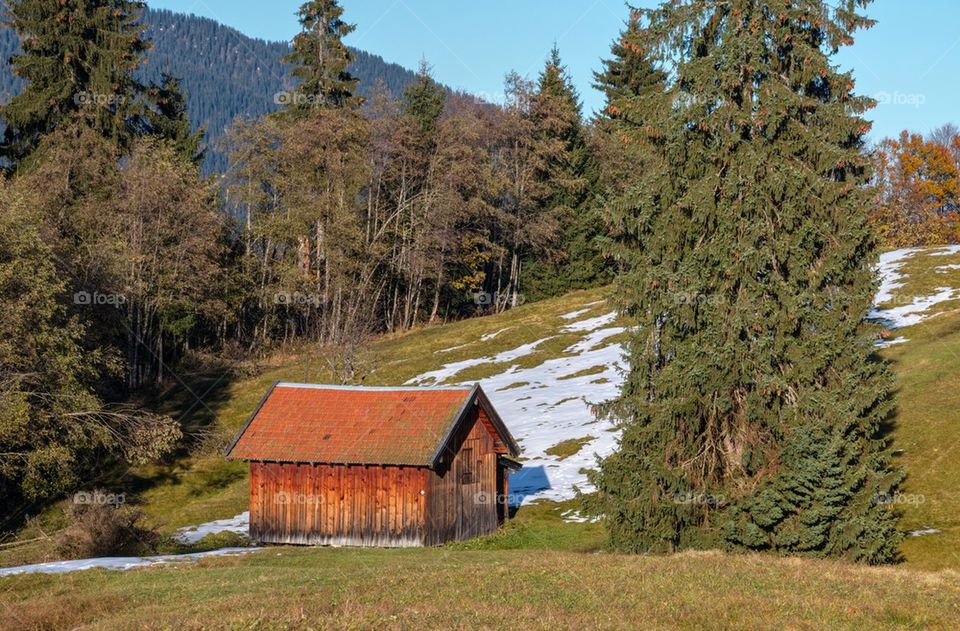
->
[249,461,428,546]
[424,406,500,545]
[240,392,518,547]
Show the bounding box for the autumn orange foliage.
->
[872,128,960,246]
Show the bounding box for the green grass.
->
[4,546,960,630]
[544,436,596,461]
[557,365,607,380]
[863,246,960,570]
[879,306,960,569]
[451,500,605,552]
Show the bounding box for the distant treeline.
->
[0,7,424,173]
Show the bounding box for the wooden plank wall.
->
[249,461,428,546]
[424,408,499,545]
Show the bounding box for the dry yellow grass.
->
[3,547,960,630]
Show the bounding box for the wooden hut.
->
[225,383,522,547]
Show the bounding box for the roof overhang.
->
[224,380,279,461]
[498,454,524,471]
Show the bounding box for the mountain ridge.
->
[0,7,426,173]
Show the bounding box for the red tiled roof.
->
[225,384,480,466]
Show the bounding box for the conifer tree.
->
[283,0,360,112]
[592,12,667,196]
[591,0,903,563]
[402,59,446,134]
[1,0,150,163]
[522,47,600,300]
[146,73,205,165]
[593,11,667,126]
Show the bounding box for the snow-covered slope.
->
[187,247,960,527]
[870,246,960,346]
[407,309,625,506]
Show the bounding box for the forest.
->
[0,7,424,173]
[0,0,958,563]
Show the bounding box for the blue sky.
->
[151,0,958,142]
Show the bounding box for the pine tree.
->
[282,0,361,112]
[145,73,205,165]
[521,46,601,300]
[402,59,446,134]
[1,0,150,163]
[591,0,903,563]
[592,12,667,196]
[593,11,667,126]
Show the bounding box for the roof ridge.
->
[275,382,473,392]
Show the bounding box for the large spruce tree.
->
[1,0,150,162]
[282,0,360,112]
[591,0,903,563]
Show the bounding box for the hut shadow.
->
[508,465,551,507]
[104,363,246,500]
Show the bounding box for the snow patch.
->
[560,308,591,320]
[907,528,941,537]
[560,509,599,523]
[562,311,617,333]
[873,248,921,307]
[871,286,958,330]
[481,336,624,505]
[481,327,512,341]
[407,308,628,508]
[0,547,261,577]
[407,337,553,385]
[869,247,960,333]
[175,512,250,544]
[875,337,909,349]
[565,326,626,354]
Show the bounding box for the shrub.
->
[57,495,159,559]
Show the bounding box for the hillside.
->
[869,246,960,570]
[0,8,423,173]
[2,247,960,626]
[124,244,960,570]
